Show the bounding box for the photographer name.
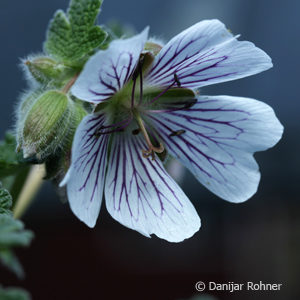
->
[208,281,282,293]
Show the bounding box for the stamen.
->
[169,129,186,137]
[94,117,132,137]
[130,56,145,108]
[174,73,181,87]
[131,74,137,109]
[139,57,144,105]
[150,72,181,104]
[135,114,164,160]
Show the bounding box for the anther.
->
[169,129,186,137]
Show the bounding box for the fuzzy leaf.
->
[0,215,33,248]
[0,185,34,278]
[0,133,25,179]
[0,185,13,215]
[44,0,107,66]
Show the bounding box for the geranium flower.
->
[61,20,283,242]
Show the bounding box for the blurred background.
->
[0,0,299,299]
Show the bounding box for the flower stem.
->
[62,73,79,94]
[13,164,45,219]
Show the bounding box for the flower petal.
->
[146,20,272,89]
[148,95,283,203]
[60,113,110,227]
[104,130,200,242]
[71,27,149,103]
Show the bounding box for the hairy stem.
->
[62,73,79,94]
[13,164,45,219]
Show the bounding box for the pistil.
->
[135,113,164,160]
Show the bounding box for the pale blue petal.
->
[71,27,149,103]
[104,131,200,242]
[148,95,283,203]
[60,113,110,227]
[146,20,272,89]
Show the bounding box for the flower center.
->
[129,56,167,160]
[102,54,195,160]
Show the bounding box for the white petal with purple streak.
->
[146,20,272,89]
[60,113,110,227]
[71,27,149,103]
[104,131,200,242]
[148,95,283,203]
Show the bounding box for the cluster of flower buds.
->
[16,56,87,174]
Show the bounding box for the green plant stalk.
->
[10,166,30,204]
[13,164,45,219]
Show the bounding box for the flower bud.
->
[18,90,86,161]
[25,56,75,85]
[16,89,44,152]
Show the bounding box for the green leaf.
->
[0,185,34,278]
[0,285,31,300]
[44,0,107,66]
[0,249,24,279]
[0,185,13,215]
[0,215,33,248]
[0,133,26,179]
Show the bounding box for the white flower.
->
[60,20,283,242]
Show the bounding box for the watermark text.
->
[195,281,282,293]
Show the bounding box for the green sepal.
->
[44,0,107,67]
[18,90,87,162]
[21,90,70,160]
[25,56,76,87]
[44,102,87,179]
[17,89,44,125]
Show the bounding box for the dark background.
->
[0,0,299,299]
